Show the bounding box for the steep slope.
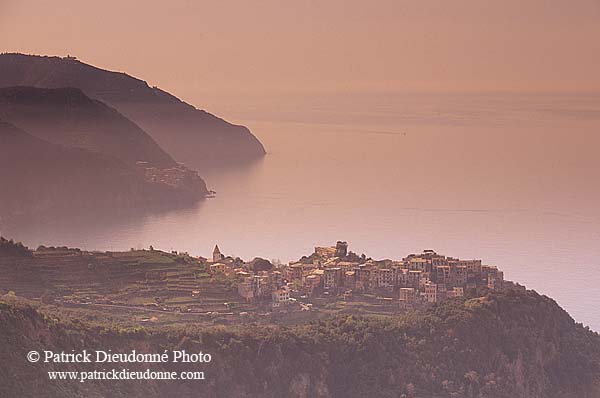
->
[0,121,206,217]
[0,86,176,168]
[0,53,266,168]
[0,290,598,398]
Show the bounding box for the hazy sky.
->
[1,0,600,105]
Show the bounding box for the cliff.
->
[0,86,176,169]
[0,290,598,398]
[0,53,266,168]
[0,120,207,217]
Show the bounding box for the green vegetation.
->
[1,290,599,398]
[0,245,598,396]
[0,237,31,257]
[112,250,177,265]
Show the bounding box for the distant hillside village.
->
[0,238,527,325]
[207,241,523,311]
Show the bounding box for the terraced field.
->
[0,247,256,325]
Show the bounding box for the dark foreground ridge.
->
[0,291,599,398]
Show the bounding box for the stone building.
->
[335,241,348,257]
[399,287,418,309]
[212,245,224,262]
[272,289,291,308]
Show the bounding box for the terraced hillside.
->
[0,247,248,324]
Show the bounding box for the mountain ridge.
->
[0,85,177,169]
[0,53,266,168]
[0,120,207,217]
[0,289,598,398]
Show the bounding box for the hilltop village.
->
[0,238,525,326]
[209,241,520,312]
[1,238,595,398]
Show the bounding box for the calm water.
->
[3,92,600,330]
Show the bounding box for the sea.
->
[3,91,600,330]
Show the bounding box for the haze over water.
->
[4,91,600,330]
